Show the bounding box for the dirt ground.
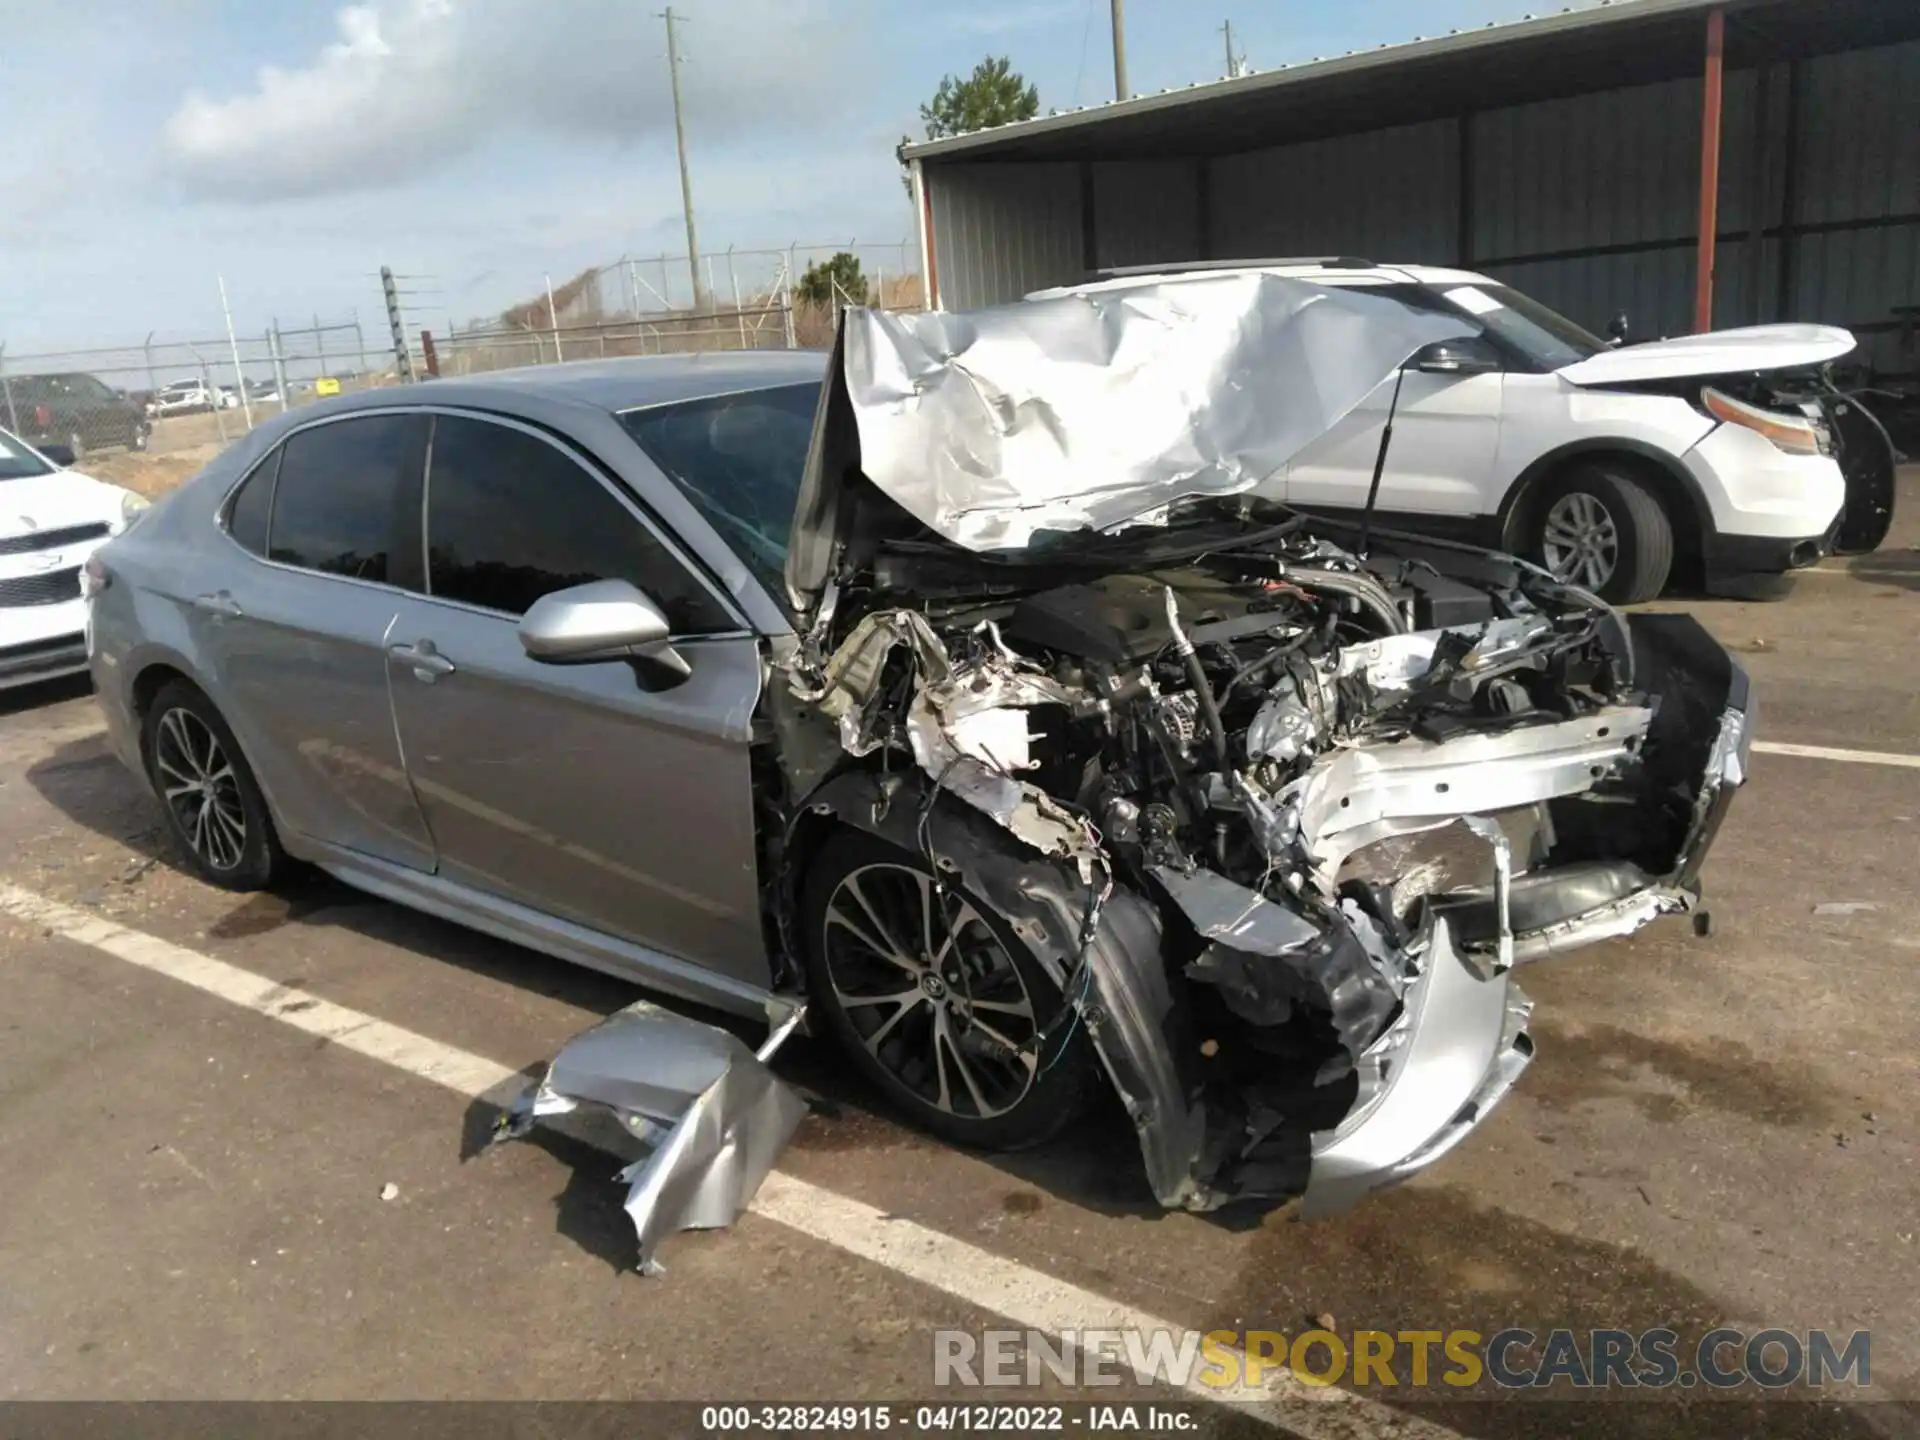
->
[0,474,1914,1437]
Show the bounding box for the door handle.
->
[390,639,456,682]
[192,591,242,618]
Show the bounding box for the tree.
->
[922,55,1039,139]
[798,252,869,308]
[901,55,1039,191]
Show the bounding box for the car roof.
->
[398,350,830,416]
[1042,261,1498,298]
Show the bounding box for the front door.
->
[1284,344,1506,520]
[384,412,770,988]
[195,412,436,870]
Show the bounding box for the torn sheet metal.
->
[792,609,953,756]
[842,273,1477,550]
[1288,704,1653,883]
[1153,865,1404,1064]
[1304,919,1534,1217]
[497,1001,807,1273]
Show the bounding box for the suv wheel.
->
[143,681,284,890]
[1529,463,1674,604]
[800,828,1100,1152]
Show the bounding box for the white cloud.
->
[161,0,864,201]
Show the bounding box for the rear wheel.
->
[143,681,284,890]
[1528,463,1674,604]
[800,828,1100,1151]
[67,431,87,462]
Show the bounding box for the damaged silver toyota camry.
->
[88,271,1750,1267]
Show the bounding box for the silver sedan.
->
[86,304,1748,1225]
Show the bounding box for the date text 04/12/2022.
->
[698,1404,1192,1431]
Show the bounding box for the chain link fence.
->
[0,319,385,462]
[421,240,922,379]
[1,239,924,487]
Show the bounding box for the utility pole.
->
[217,274,253,429]
[1221,19,1242,78]
[381,266,415,382]
[1110,0,1129,101]
[661,6,706,311]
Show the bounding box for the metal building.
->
[902,0,1920,378]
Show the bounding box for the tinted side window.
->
[225,451,280,556]
[268,414,424,584]
[425,415,731,632]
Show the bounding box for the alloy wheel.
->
[154,707,249,871]
[820,862,1040,1120]
[1541,491,1620,590]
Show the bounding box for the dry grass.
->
[83,444,222,500]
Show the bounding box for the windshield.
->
[1432,283,1606,368]
[0,429,56,481]
[619,381,819,607]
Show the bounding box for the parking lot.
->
[0,473,1914,1437]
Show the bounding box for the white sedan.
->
[0,426,149,690]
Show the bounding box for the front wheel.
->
[1528,464,1674,604]
[800,828,1100,1152]
[143,681,284,890]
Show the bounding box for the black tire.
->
[130,426,150,453]
[1528,463,1675,604]
[143,680,284,891]
[800,827,1101,1152]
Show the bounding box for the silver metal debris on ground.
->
[496,1001,808,1273]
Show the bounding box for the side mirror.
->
[38,443,76,468]
[1607,311,1631,347]
[518,579,690,677]
[1414,341,1500,376]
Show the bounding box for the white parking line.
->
[1753,740,1920,770]
[0,881,1463,1440]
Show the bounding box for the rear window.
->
[224,451,279,555]
[619,382,819,605]
[267,414,426,584]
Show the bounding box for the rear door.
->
[384,411,770,988]
[197,411,437,869]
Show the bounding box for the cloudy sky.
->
[5,0,1558,352]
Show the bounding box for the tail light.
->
[81,554,110,600]
[34,404,52,429]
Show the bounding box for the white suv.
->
[1046,261,1869,603]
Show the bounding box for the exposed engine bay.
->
[755,275,1753,1217]
[778,511,1749,1215]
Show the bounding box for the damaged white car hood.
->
[1557,323,1855,386]
[836,272,1474,553]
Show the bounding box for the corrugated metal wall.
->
[1208,119,1459,262]
[1090,160,1202,269]
[926,163,1083,311]
[925,38,1920,376]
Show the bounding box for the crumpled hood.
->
[786,274,1474,611]
[1557,323,1855,386]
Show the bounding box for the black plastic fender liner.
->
[791,768,1214,1211]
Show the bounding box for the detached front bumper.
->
[1302,615,1750,1211]
[1304,920,1532,1216]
